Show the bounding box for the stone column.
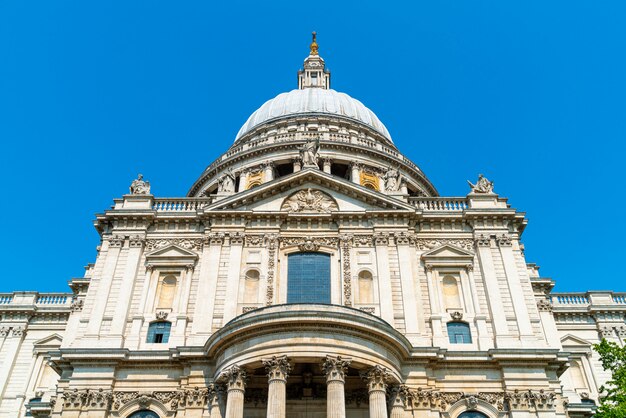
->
[263,161,275,182]
[350,162,361,184]
[222,365,247,418]
[238,170,249,192]
[322,157,332,173]
[361,366,389,418]
[322,356,351,418]
[293,157,302,172]
[263,356,291,418]
[389,385,409,418]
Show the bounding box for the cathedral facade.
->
[0,35,622,418]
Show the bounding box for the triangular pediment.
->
[145,245,198,266]
[33,333,63,353]
[421,244,475,267]
[560,334,592,348]
[205,168,415,213]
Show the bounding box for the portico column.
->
[322,157,332,173]
[263,161,275,183]
[263,356,291,418]
[293,157,302,172]
[222,365,247,418]
[389,385,409,418]
[322,356,351,418]
[361,366,390,418]
[350,162,361,184]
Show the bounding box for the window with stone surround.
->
[287,252,331,304]
[146,321,171,344]
[447,321,472,344]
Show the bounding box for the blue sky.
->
[0,1,624,292]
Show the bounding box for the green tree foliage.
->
[593,339,626,418]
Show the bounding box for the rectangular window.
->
[287,252,331,304]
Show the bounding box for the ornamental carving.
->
[352,235,373,247]
[206,232,226,246]
[617,326,626,338]
[450,311,463,321]
[265,234,278,306]
[600,326,614,338]
[467,174,494,194]
[63,388,214,411]
[70,299,84,312]
[415,238,474,252]
[322,356,351,383]
[155,311,168,320]
[298,238,319,252]
[475,235,491,248]
[145,238,203,251]
[107,235,125,248]
[129,174,151,195]
[219,365,248,391]
[12,326,26,337]
[404,389,557,412]
[394,232,411,245]
[340,234,353,306]
[281,189,338,213]
[229,232,245,245]
[299,136,320,167]
[263,355,292,381]
[497,234,512,247]
[374,233,389,246]
[0,327,9,337]
[129,235,144,248]
[389,385,411,408]
[536,299,553,312]
[281,236,339,249]
[360,365,390,393]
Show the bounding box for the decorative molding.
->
[70,299,84,312]
[280,236,339,249]
[145,238,203,251]
[359,307,375,314]
[352,235,373,247]
[155,311,169,320]
[11,326,26,337]
[394,232,411,245]
[229,232,245,245]
[206,232,226,246]
[298,238,320,252]
[340,234,352,306]
[281,188,338,213]
[415,238,474,252]
[374,233,389,246]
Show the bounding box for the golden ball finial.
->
[310,31,319,55]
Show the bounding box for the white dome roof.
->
[235,89,392,142]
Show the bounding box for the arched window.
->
[156,275,177,309]
[442,275,462,309]
[447,322,472,344]
[458,412,488,418]
[243,269,260,304]
[287,252,331,304]
[147,321,171,344]
[358,270,374,304]
[129,411,160,418]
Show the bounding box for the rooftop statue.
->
[300,136,320,168]
[467,174,494,194]
[129,174,151,195]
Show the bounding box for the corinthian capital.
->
[389,385,411,408]
[360,365,390,393]
[262,355,292,382]
[322,355,351,383]
[219,365,248,392]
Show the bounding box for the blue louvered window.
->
[146,321,171,344]
[129,411,160,418]
[458,412,488,418]
[287,252,331,304]
[447,322,472,344]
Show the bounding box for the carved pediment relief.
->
[281,188,338,213]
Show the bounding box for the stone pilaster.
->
[221,365,247,418]
[322,356,351,418]
[389,385,409,418]
[263,356,291,418]
[208,384,226,418]
[361,365,390,418]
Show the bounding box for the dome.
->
[235,89,392,142]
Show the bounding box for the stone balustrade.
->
[550,291,626,307]
[408,197,468,211]
[153,198,213,212]
[0,291,72,308]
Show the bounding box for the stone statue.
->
[384,168,401,192]
[217,169,235,193]
[467,174,494,194]
[299,137,320,167]
[129,174,151,195]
